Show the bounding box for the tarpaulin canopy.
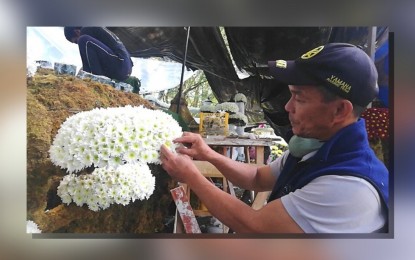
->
[109,27,388,140]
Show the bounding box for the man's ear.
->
[333,99,354,122]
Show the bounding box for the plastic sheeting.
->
[109,27,388,140]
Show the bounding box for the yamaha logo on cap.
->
[300,45,324,59]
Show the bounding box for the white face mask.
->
[288,135,324,158]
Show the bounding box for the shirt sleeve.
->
[280,175,387,233]
[269,150,289,180]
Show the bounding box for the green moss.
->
[27,70,174,233]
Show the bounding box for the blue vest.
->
[268,119,389,212]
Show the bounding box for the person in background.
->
[64,27,133,81]
[160,43,389,233]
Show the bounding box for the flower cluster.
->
[27,220,42,233]
[57,163,155,211]
[229,112,248,126]
[215,102,239,114]
[49,105,183,173]
[267,142,288,164]
[234,93,247,103]
[361,107,389,140]
[200,104,216,113]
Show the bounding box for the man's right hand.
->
[173,132,215,161]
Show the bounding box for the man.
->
[160,43,389,233]
[64,27,133,81]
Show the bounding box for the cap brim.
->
[268,60,320,85]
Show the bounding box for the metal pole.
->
[367,26,377,60]
[367,26,377,108]
[176,26,191,115]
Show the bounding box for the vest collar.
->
[310,118,368,162]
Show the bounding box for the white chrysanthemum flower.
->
[125,150,139,163]
[107,156,122,169]
[111,145,123,157]
[127,132,137,143]
[130,141,141,151]
[200,104,216,113]
[56,163,155,211]
[98,148,110,161]
[145,150,160,164]
[229,112,248,126]
[88,204,99,212]
[98,197,111,210]
[60,194,72,204]
[114,194,124,205]
[120,197,130,206]
[27,220,42,233]
[49,106,183,173]
[141,136,153,149]
[73,194,85,207]
[234,93,247,103]
[79,153,93,167]
[215,102,239,114]
[108,187,118,200]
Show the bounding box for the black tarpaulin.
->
[109,27,386,140]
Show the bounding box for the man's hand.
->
[173,132,215,161]
[160,144,199,183]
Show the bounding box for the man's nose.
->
[285,97,293,112]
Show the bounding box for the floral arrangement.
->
[49,105,182,173]
[57,163,155,211]
[27,220,42,233]
[200,104,216,113]
[267,142,289,164]
[234,93,247,103]
[49,105,182,211]
[228,112,248,126]
[215,102,239,114]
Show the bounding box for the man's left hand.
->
[160,144,198,183]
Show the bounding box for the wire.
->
[176,27,191,115]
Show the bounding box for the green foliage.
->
[123,76,141,94]
[159,70,217,115]
[156,28,230,119]
[113,76,141,94]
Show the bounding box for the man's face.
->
[285,85,337,140]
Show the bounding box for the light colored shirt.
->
[269,151,387,233]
